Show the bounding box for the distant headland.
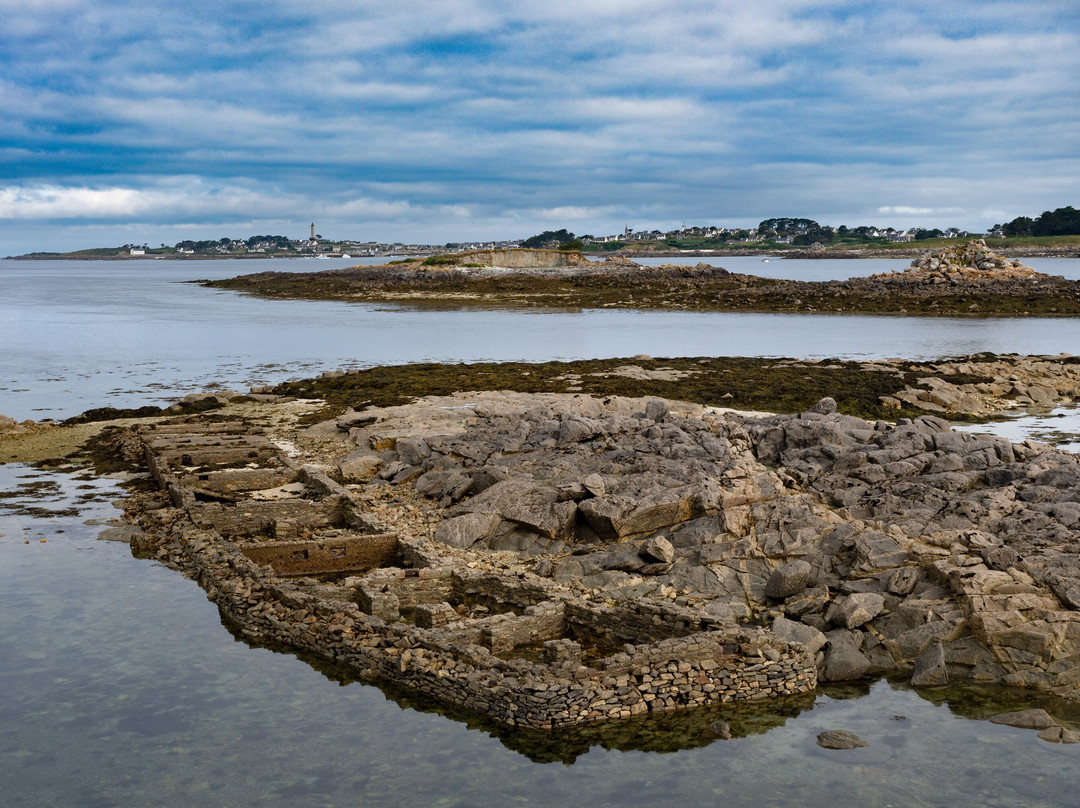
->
[7,206,1078,261]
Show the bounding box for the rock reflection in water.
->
[3,467,1080,807]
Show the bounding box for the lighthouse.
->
[310,223,316,241]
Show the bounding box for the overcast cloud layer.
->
[2,0,1078,252]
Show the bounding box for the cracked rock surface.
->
[308,390,1080,701]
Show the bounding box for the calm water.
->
[2,462,1079,807]
[3,257,1080,806]
[2,258,1080,421]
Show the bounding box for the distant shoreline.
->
[8,242,1079,262]
[10,244,1080,260]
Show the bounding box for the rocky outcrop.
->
[869,240,1039,284]
[119,388,1080,732]
[876,355,1080,416]
[330,391,1080,703]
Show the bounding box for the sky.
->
[2,0,1078,254]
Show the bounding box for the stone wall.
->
[452,248,590,269]
[130,419,817,730]
[240,532,400,576]
[565,600,717,647]
[133,521,815,729]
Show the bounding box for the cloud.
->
[0,0,1077,255]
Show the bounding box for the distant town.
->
[11,206,1078,260]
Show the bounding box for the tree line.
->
[993,206,1080,237]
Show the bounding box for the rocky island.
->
[40,350,1078,737]
[203,241,1080,316]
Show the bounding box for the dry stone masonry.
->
[129,414,815,730]
[124,388,1080,731]
[869,240,1039,284]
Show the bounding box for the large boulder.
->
[770,616,827,656]
[433,512,503,549]
[339,451,383,481]
[830,592,885,629]
[910,640,948,687]
[819,631,873,682]
[764,559,814,599]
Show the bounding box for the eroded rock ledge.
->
[123,391,1080,729]
[203,243,1080,315]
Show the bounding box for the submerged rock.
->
[817,730,868,750]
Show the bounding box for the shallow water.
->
[4,256,1080,805]
[2,463,1078,808]
[3,258,1080,421]
[609,254,1080,281]
[955,407,1080,452]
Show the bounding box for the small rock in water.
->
[988,709,1058,730]
[706,720,732,739]
[817,730,868,750]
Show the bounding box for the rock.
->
[556,482,589,502]
[1045,574,1080,610]
[558,415,604,446]
[433,513,502,549]
[816,730,867,750]
[1043,727,1080,744]
[765,559,814,599]
[414,468,473,502]
[849,532,908,572]
[578,492,695,540]
[500,500,578,540]
[981,545,1021,572]
[894,620,963,661]
[885,567,920,596]
[784,586,830,618]
[831,592,885,629]
[771,616,827,656]
[639,562,674,576]
[601,548,646,573]
[988,709,1058,730]
[395,436,431,465]
[338,452,383,481]
[910,640,948,687]
[809,397,837,415]
[97,524,142,543]
[644,398,670,421]
[640,535,675,564]
[582,473,606,497]
[706,720,732,739]
[819,634,873,682]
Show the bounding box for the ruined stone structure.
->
[126,387,1080,730]
[132,419,816,729]
[869,240,1040,283]
[443,248,592,269]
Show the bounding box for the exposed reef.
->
[113,373,1080,730]
[203,242,1080,316]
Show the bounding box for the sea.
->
[2,255,1080,807]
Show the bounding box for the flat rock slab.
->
[989,709,1058,730]
[817,729,868,749]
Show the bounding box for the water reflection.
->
[221,613,1080,767]
[3,465,1080,807]
[3,259,1080,421]
[955,406,1080,452]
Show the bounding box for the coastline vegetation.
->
[9,206,1077,260]
[261,355,996,425]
